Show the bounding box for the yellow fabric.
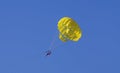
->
[57,17,82,42]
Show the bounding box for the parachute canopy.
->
[57,17,82,42]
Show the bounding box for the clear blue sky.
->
[0,0,120,73]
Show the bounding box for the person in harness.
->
[45,50,52,56]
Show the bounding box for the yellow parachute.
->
[58,17,82,42]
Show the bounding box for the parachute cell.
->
[57,17,82,42]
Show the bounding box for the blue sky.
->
[0,0,120,73]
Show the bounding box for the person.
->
[45,50,52,56]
